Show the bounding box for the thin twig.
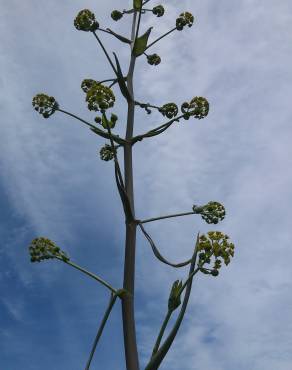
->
[145,28,177,51]
[92,31,118,76]
[84,293,118,370]
[55,257,117,294]
[57,108,126,145]
[139,210,196,224]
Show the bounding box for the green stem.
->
[121,9,140,370]
[57,108,126,145]
[139,211,196,224]
[84,293,118,370]
[92,31,118,76]
[56,257,117,294]
[151,310,173,357]
[145,28,177,51]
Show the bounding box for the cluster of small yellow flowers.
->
[159,103,179,119]
[168,280,183,311]
[82,81,115,112]
[29,237,69,263]
[74,9,99,32]
[181,97,209,120]
[152,5,165,17]
[197,232,235,276]
[147,54,161,66]
[176,12,194,31]
[111,10,123,21]
[99,144,117,161]
[32,94,59,118]
[193,201,226,224]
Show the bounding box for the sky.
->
[1,0,292,369]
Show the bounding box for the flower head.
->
[181,96,209,120]
[29,237,69,263]
[74,9,99,32]
[197,232,235,276]
[159,103,178,119]
[193,201,226,224]
[100,144,117,161]
[32,94,59,118]
[85,83,115,112]
[176,12,194,31]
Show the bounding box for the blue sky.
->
[1,0,292,369]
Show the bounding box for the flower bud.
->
[81,79,98,93]
[111,10,123,21]
[152,5,165,17]
[32,94,59,119]
[168,280,183,311]
[147,54,161,66]
[74,9,99,32]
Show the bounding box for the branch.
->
[104,28,132,44]
[55,257,117,294]
[92,31,118,77]
[84,292,118,370]
[138,223,192,268]
[145,27,177,51]
[139,210,196,224]
[103,113,135,223]
[56,108,127,145]
[131,115,183,145]
[144,234,200,370]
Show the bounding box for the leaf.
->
[113,52,132,102]
[133,0,142,10]
[106,28,131,44]
[132,27,153,57]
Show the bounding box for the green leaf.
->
[133,0,142,10]
[106,28,131,44]
[132,27,152,57]
[113,52,132,101]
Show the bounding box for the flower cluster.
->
[193,201,226,224]
[181,97,209,120]
[83,81,115,112]
[74,9,99,32]
[168,280,183,311]
[176,12,194,31]
[111,10,123,21]
[152,5,165,17]
[100,144,117,161]
[29,237,69,263]
[197,232,235,276]
[147,54,161,66]
[95,113,118,129]
[32,94,59,118]
[159,103,179,119]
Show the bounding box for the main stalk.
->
[121,11,140,370]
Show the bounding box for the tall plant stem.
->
[121,10,140,370]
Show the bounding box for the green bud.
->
[168,280,183,311]
[193,201,225,224]
[74,9,99,32]
[147,54,161,66]
[181,97,209,120]
[28,237,69,263]
[111,10,123,21]
[152,5,165,17]
[81,79,98,93]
